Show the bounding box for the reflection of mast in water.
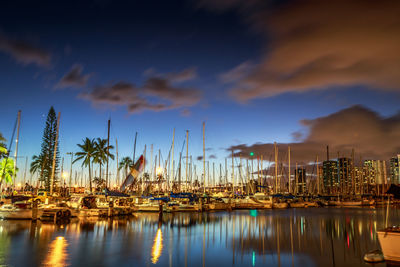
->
[290,217,294,267]
[151,228,163,264]
[43,236,68,267]
[184,227,188,267]
[277,219,281,267]
[202,223,205,267]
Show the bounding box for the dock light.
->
[250,152,254,156]
[156,167,163,176]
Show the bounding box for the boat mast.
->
[260,155,263,192]
[143,144,146,193]
[351,148,355,195]
[225,158,228,191]
[274,142,278,194]
[116,139,119,188]
[50,112,60,195]
[231,149,234,194]
[257,156,260,190]
[179,152,182,192]
[213,162,215,190]
[317,155,320,195]
[219,163,222,188]
[186,130,189,192]
[202,122,205,194]
[288,146,291,194]
[190,156,192,192]
[295,162,298,195]
[106,119,110,188]
[133,132,138,163]
[207,161,210,193]
[171,128,175,190]
[13,110,21,189]
[150,144,153,187]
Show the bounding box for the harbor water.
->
[0,207,399,267]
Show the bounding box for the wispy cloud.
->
[205,0,400,101]
[0,31,51,67]
[80,68,202,113]
[55,64,91,89]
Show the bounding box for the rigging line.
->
[174,139,186,179]
[7,113,18,156]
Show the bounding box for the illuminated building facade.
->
[322,160,338,194]
[389,155,400,185]
[364,159,386,185]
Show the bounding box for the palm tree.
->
[74,138,96,193]
[30,154,44,176]
[0,157,17,186]
[93,138,115,181]
[119,157,133,177]
[0,133,6,159]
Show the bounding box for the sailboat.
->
[377,227,400,262]
[377,185,400,262]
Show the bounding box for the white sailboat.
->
[377,228,400,262]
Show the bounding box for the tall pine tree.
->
[38,107,60,191]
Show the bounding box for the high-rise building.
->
[389,155,400,185]
[364,160,386,185]
[338,157,353,193]
[323,160,338,193]
[354,166,363,193]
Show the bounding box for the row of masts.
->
[4,111,390,197]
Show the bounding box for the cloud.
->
[197,154,217,161]
[55,64,91,89]
[180,108,191,117]
[144,67,197,83]
[167,68,197,83]
[213,0,400,101]
[228,105,400,164]
[80,68,202,113]
[0,32,51,67]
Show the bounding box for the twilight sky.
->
[1,0,400,182]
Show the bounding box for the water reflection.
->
[151,228,163,264]
[0,207,397,266]
[43,236,68,267]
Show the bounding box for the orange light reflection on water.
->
[151,228,163,264]
[43,236,68,267]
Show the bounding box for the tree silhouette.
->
[38,107,59,191]
[74,138,96,193]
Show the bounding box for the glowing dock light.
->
[156,167,163,176]
[151,228,163,264]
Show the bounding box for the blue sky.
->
[1,0,400,184]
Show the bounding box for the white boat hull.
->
[377,230,400,262]
[273,203,288,209]
[341,201,362,207]
[290,202,305,208]
[0,209,32,220]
